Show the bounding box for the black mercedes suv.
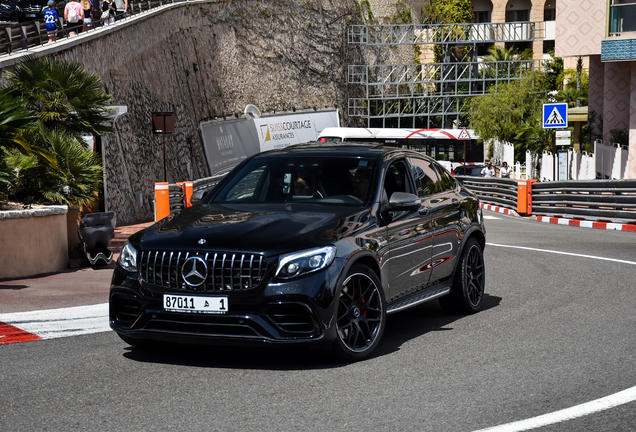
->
[110,142,486,361]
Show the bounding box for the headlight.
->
[118,240,138,273]
[275,246,336,279]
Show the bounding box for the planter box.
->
[0,206,69,280]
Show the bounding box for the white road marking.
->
[0,303,110,339]
[483,215,501,220]
[487,243,636,266]
[478,243,636,431]
[472,385,636,432]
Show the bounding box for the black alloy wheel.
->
[333,264,386,361]
[439,237,485,314]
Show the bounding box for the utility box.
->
[517,179,537,215]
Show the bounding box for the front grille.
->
[139,250,267,293]
[20,5,42,13]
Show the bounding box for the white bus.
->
[317,127,484,173]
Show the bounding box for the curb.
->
[480,203,518,217]
[535,216,636,232]
[480,203,636,232]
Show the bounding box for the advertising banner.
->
[200,120,260,175]
[200,110,339,175]
[253,111,340,152]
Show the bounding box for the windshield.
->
[210,155,376,206]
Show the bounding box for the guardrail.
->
[456,176,636,224]
[531,180,636,223]
[154,174,636,225]
[455,176,518,211]
[0,0,189,57]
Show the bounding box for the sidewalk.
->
[0,221,153,314]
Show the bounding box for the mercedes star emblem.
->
[181,256,208,287]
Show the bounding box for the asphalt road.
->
[1,212,636,432]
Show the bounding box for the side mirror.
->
[190,189,207,205]
[388,192,421,210]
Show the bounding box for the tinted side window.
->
[433,163,457,192]
[408,157,441,197]
[384,160,410,198]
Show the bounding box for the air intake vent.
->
[112,295,142,327]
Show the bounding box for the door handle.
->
[418,206,429,215]
[452,198,460,207]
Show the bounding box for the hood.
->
[139,203,373,256]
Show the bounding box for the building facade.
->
[471,0,557,59]
[556,0,636,179]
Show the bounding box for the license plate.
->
[26,14,36,17]
[163,294,228,314]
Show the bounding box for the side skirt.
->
[386,286,450,315]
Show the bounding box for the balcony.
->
[602,4,636,61]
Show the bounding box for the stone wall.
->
[27,0,421,224]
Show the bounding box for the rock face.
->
[25,0,421,223]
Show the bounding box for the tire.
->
[439,238,485,314]
[332,264,386,362]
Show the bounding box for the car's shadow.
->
[122,294,502,370]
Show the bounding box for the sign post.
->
[457,127,471,168]
[153,112,175,182]
[542,103,568,181]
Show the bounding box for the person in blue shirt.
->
[43,0,59,43]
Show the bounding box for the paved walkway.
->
[0,221,154,314]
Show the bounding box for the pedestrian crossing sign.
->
[543,103,568,128]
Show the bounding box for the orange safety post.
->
[178,181,194,208]
[517,179,537,215]
[154,182,170,221]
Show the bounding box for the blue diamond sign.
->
[543,103,568,129]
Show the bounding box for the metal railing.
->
[455,177,519,210]
[0,0,191,57]
[159,174,636,225]
[456,176,636,224]
[348,22,544,45]
[531,180,636,223]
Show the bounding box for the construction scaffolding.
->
[348,23,545,128]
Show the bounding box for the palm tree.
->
[6,128,103,207]
[0,87,36,154]
[481,45,534,80]
[4,55,113,137]
[555,88,587,107]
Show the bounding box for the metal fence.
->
[456,176,636,224]
[531,180,636,223]
[455,176,519,210]
[163,175,636,224]
[0,0,189,57]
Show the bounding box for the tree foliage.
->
[0,55,112,207]
[5,56,113,137]
[421,0,473,24]
[466,75,552,159]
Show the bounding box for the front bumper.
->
[109,261,343,347]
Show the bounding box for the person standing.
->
[64,0,84,36]
[43,0,59,43]
[81,0,92,31]
[500,161,513,178]
[102,0,116,25]
[113,0,127,20]
[481,161,495,178]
